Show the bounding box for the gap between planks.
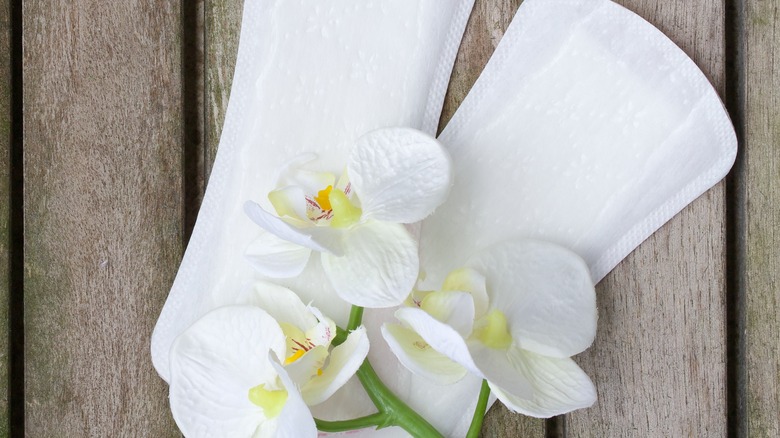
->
[724,0,748,436]
[8,0,25,435]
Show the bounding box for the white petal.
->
[467,342,533,400]
[270,359,318,438]
[381,323,467,385]
[302,326,370,406]
[305,306,338,347]
[244,201,343,255]
[284,345,328,387]
[245,231,312,278]
[348,128,452,223]
[441,268,489,319]
[268,185,308,220]
[419,291,475,337]
[277,164,336,196]
[467,239,597,357]
[169,306,287,438]
[321,221,418,308]
[489,347,596,418]
[394,307,482,377]
[248,282,319,330]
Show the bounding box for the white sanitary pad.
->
[420,0,736,288]
[151,0,475,433]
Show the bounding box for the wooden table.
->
[2,0,778,436]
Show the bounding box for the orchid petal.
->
[348,128,452,223]
[381,323,467,385]
[467,239,597,357]
[419,291,475,338]
[305,306,338,347]
[394,307,481,377]
[489,347,596,418]
[277,165,336,197]
[244,201,343,255]
[441,267,489,319]
[169,306,287,437]
[284,345,328,386]
[321,221,418,308]
[302,326,370,406]
[245,231,312,278]
[269,359,318,438]
[268,186,308,220]
[248,282,318,331]
[467,342,533,400]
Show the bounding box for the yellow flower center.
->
[473,309,513,349]
[279,322,313,365]
[314,185,333,211]
[284,348,306,365]
[248,384,288,419]
[328,189,362,228]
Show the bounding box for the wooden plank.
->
[22,2,183,435]
[567,1,728,436]
[440,0,545,436]
[204,0,241,174]
[745,0,780,435]
[0,0,10,433]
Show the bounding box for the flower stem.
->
[322,306,444,437]
[315,413,388,432]
[347,305,364,331]
[356,360,444,437]
[466,380,491,438]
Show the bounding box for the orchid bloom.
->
[169,283,369,437]
[243,127,452,308]
[382,239,598,418]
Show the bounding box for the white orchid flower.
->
[382,239,598,418]
[243,127,452,308]
[169,306,316,438]
[245,282,370,406]
[169,284,370,437]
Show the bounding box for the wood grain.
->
[745,0,780,435]
[205,0,242,174]
[0,0,10,434]
[22,1,183,435]
[567,1,728,436]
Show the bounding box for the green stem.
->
[332,326,349,346]
[315,413,388,432]
[341,305,443,437]
[357,360,443,437]
[466,380,491,438]
[347,305,364,331]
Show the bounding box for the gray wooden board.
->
[22,1,183,435]
[0,0,10,434]
[746,0,780,435]
[567,0,728,436]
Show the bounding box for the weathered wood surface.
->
[567,1,729,436]
[1,0,10,434]
[22,1,182,435]
[746,1,780,435]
